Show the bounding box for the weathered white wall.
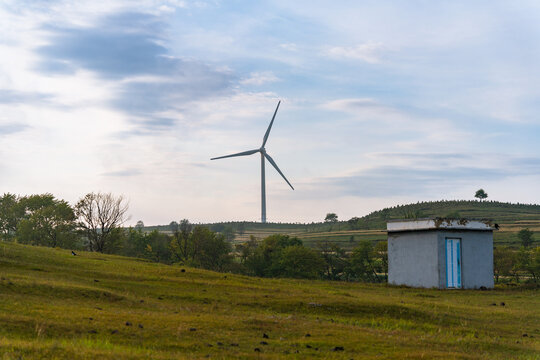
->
[388,231,439,288]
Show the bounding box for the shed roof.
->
[387,218,496,233]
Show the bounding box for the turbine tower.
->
[211,101,294,223]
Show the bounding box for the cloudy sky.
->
[1,1,540,225]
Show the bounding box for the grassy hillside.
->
[146,200,540,250]
[1,242,539,359]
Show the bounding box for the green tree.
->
[190,226,232,271]
[121,227,148,258]
[374,241,388,278]
[348,240,380,282]
[135,220,145,230]
[144,230,172,263]
[0,193,25,240]
[16,197,77,248]
[475,189,488,201]
[324,213,338,223]
[517,228,534,248]
[170,219,193,262]
[279,246,325,279]
[244,234,302,277]
[493,246,516,283]
[347,217,361,230]
[318,241,348,280]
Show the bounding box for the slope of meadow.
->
[0,242,539,359]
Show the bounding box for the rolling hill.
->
[146,200,540,250]
[0,242,538,359]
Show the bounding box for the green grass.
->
[1,242,538,359]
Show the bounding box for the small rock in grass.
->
[305,333,311,337]
[306,344,312,349]
[125,321,132,326]
[94,279,99,282]
[181,269,186,272]
[217,342,224,346]
[500,302,506,306]
[230,343,239,347]
[158,296,164,300]
[490,303,497,306]
[315,348,319,351]
[88,329,97,334]
[263,333,269,339]
[254,348,261,352]
[332,346,344,351]
[207,344,213,347]
[88,317,93,321]
[95,307,102,310]
[522,333,528,337]
[260,341,268,345]
[111,330,118,334]
[294,350,299,353]
[223,275,227,279]
[189,328,197,331]
[138,324,144,329]
[479,286,487,290]
[140,300,144,303]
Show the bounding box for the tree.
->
[16,197,77,248]
[347,217,361,230]
[135,220,145,230]
[279,246,326,279]
[517,228,534,248]
[374,241,388,278]
[318,241,348,280]
[493,246,516,283]
[169,221,179,234]
[0,193,25,240]
[348,240,380,282]
[244,234,302,277]
[144,230,172,263]
[172,219,193,262]
[75,192,129,253]
[474,189,488,201]
[324,213,338,223]
[190,226,232,271]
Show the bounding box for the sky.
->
[1,0,540,225]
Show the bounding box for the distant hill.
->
[143,200,540,249]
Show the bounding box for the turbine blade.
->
[261,100,281,148]
[211,149,259,160]
[263,152,294,190]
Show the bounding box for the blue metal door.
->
[445,238,461,288]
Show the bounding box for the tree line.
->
[1,192,537,283]
[0,192,388,281]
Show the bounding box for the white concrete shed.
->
[387,219,496,289]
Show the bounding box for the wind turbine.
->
[211,100,294,223]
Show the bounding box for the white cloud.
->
[240,71,280,86]
[325,42,385,63]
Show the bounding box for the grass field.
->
[1,242,539,359]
